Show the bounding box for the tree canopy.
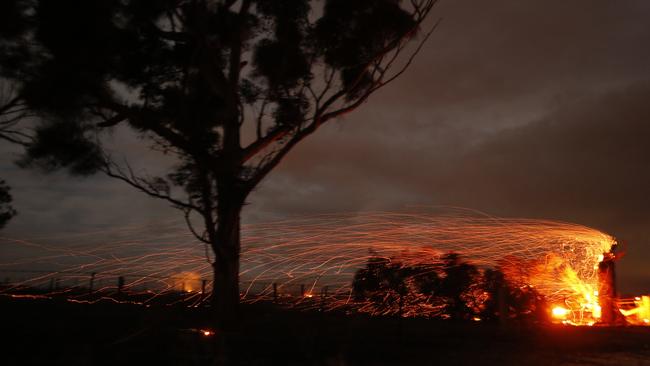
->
[2,0,437,226]
[352,253,548,322]
[0,0,438,329]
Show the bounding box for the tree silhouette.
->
[0,83,30,147]
[437,253,480,320]
[0,82,32,231]
[351,254,553,323]
[479,268,507,321]
[0,0,438,330]
[352,255,409,314]
[481,267,548,323]
[352,253,483,319]
[0,179,16,230]
[0,0,35,230]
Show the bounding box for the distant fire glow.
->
[1,209,645,326]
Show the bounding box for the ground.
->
[2,297,650,365]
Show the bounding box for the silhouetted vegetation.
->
[352,255,410,314]
[0,179,16,230]
[0,81,31,230]
[0,0,438,331]
[352,252,548,323]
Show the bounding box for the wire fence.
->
[0,269,357,311]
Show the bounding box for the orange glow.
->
[241,211,615,319]
[170,271,202,293]
[592,304,602,319]
[619,295,650,325]
[552,306,569,319]
[2,209,637,325]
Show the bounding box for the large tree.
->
[0,0,35,230]
[0,0,437,329]
[0,82,31,231]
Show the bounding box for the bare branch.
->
[317,19,441,124]
[0,95,22,115]
[376,18,441,89]
[95,113,127,128]
[244,1,439,191]
[99,101,223,168]
[183,208,211,244]
[0,132,31,147]
[0,89,33,147]
[255,98,269,140]
[240,126,292,163]
[102,158,200,211]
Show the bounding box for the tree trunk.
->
[212,197,242,332]
[209,192,243,365]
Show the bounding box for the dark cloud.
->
[401,0,650,106]
[441,84,650,226]
[250,83,650,293]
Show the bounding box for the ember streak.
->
[1,209,648,326]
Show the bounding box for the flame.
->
[552,306,569,318]
[1,209,636,325]
[238,211,617,322]
[619,295,650,325]
[170,271,202,293]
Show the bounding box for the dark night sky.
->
[2,0,650,293]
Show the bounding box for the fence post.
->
[89,272,96,294]
[49,278,54,291]
[320,286,328,311]
[54,278,60,290]
[117,276,125,295]
[300,284,305,297]
[273,283,278,302]
[201,279,207,295]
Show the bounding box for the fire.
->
[241,211,616,322]
[593,304,602,319]
[3,208,648,326]
[170,271,202,293]
[552,306,569,318]
[618,295,650,325]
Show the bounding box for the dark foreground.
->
[2,297,650,366]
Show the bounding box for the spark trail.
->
[0,210,616,322]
